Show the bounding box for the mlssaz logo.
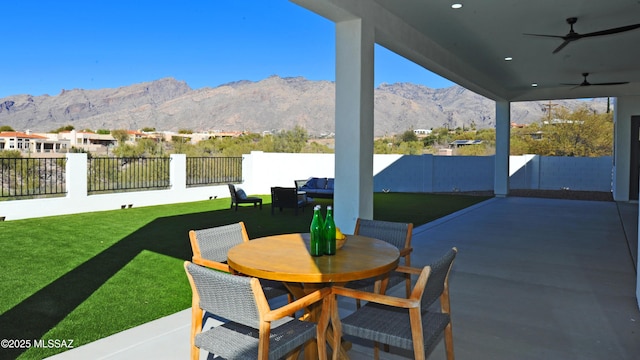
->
[33,339,75,349]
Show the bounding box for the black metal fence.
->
[0,157,67,199]
[0,156,243,199]
[88,157,171,193]
[186,157,243,186]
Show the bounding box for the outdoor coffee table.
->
[227,233,400,359]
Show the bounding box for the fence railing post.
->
[66,153,88,198]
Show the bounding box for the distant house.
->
[530,131,544,140]
[126,130,147,143]
[162,130,245,144]
[0,131,69,154]
[449,139,483,148]
[542,118,584,125]
[56,130,116,153]
[413,129,432,136]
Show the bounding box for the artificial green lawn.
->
[0,192,490,359]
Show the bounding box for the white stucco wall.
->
[0,152,614,221]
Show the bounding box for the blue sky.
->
[1,0,454,98]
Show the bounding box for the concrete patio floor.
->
[47,196,640,359]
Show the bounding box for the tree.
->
[272,126,309,153]
[511,106,613,157]
[0,150,21,158]
[51,125,74,133]
[111,129,130,144]
[399,129,418,143]
[397,141,424,155]
[304,141,334,153]
[374,137,395,154]
[0,125,15,132]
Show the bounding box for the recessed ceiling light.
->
[451,3,463,9]
[531,83,538,87]
[504,57,513,61]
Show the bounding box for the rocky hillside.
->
[0,76,607,137]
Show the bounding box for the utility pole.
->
[543,100,559,121]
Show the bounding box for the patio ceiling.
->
[293,0,640,102]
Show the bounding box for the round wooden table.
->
[227,233,399,359]
[227,233,400,284]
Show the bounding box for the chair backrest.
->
[228,184,238,201]
[294,179,308,191]
[185,261,263,328]
[271,187,298,207]
[354,218,413,261]
[189,222,249,264]
[418,247,458,309]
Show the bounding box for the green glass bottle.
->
[324,206,336,255]
[309,205,323,256]
[316,205,325,253]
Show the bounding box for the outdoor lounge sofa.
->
[296,177,334,199]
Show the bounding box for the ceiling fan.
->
[525,17,640,54]
[562,73,629,88]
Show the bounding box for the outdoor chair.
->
[189,222,291,302]
[271,186,305,215]
[228,183,263,211]
[184,261,331,360]
[347,219,414,306]
[331,247,458,360]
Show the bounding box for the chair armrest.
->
[192,257,231,273]
[264,287,331,321]
[399,247,413,257]
[394,265,422,275]
[332,286,419,309]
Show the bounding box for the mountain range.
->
[0,76,607,137]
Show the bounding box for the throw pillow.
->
[236,188,247,199]
[315,177,327,189]
[326,178,335,190]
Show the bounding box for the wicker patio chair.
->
[271,187,305,215]
[184,261,331,360]
[189,222,291,302]
[347,219,414,306]
[228,183,263,211]
[331,247,458,360]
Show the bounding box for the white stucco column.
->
[66,153,88,198]
[495,100,511,196]
[608,95,640,310]
[613,97,633,201]
[170,154,187,192]
[334,18,375,233]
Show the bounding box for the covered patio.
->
[288,0,640,309]
[47,196,639,359]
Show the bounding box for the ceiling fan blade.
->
[579,23,640,38]
[560,83,586,90]
[523,33,565,39]
[552,40,572,54]
[591,81,630,86]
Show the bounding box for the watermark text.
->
[1,338,75,349]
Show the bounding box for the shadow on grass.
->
[0,204,316,360]
[0,193,490,359]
